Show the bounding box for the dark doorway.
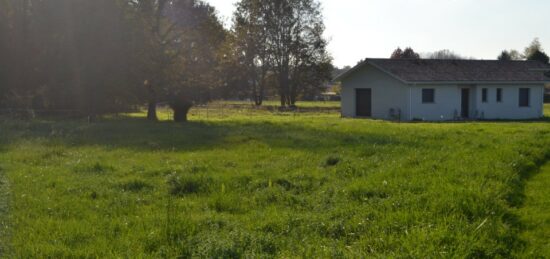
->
[356,89,372,117]
[461,88,470,118]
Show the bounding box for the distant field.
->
[0,104,549,257]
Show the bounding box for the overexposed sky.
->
[205,0,550,67]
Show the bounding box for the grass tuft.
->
[324,155,341,167]
[120,179,152,192]
[167,174,213,196]
[74,162,114,174]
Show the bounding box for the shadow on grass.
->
[0,115,427,153]
[507,151,550,208]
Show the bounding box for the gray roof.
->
[335,58,550,83]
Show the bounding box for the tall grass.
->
[0,105,548,257]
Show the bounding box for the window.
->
[496,88,502,103]
[482,88,488,103]
[519,88,530,107]
[422,89,435,103]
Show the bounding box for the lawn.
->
[516,162,550,257]
[0,104,549,257]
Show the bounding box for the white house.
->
[335,59,550,121]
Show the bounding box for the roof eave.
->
[332,59,370,83]
[333,59,410,84]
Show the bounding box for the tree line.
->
[0,0,332,121]
[389,38,549,64]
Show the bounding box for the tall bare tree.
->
[261,0,331,107]
[233,0,272,105]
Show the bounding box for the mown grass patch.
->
[0,106,548,257]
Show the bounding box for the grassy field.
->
[0,104,549,257]
[516,163,550,257]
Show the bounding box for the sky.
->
[204,0,550,67]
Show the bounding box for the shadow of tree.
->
[0,116,430,154]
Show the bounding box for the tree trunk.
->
[257,68,267,106]
[173,108,189,122]
[252,77,261,106]
[147,87,158,121]
[147,100,158,121]
[279,93,286,107]
[289,83,297,107]
[170,97,192,123]
[279,68,290,107]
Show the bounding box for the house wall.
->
[341,64,410,120]
[340,64,545,121]
[410,84,545,121]
[474,84,545,120]
[409,85,462,121]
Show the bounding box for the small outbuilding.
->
[335,59,550,121]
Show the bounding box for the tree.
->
[527,50,550,64]
[127,0,226,121]
[0,0,138,114]
[509,50,523,60]
[232,0,272,106]
[426,49,464,60]
[169,1,227,121]
[521,38,550,64]
[498,49,523,60]
[524,38,543,58]
[253,0,331,107]
[402,47,420,59]
[390,48,403,59]
[0,0,226,121]
[498,50,512,61]
[390,47,419,59]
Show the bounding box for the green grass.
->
[0,105,549,257]
[516,163,550,257]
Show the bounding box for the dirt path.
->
[517,162,550,257]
